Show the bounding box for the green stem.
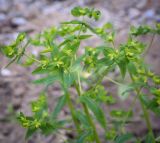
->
[120,93,138,134]
[65,90,81,134]
[139,97,153,133]
[83,103,101,143]
[73,17,101,143]
[112,41,116,49]
[129,73,155,142]
[24,53,41,64]
[105,76,123,86]
[138,92,155,142]
[143,34,155,57]
[74,52,101,143]
[75,83,101,143]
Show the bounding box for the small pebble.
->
[1,68,12,76]
[11,17,27,26]
[0,13,6,21]
[143,9,155,19]
[136,0,147,9]
[128,8,140,19]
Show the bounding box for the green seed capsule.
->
[148,71,154,77]
[22,122,30,128]
[157,98,160,105]
[32,106,40,112]
[153,76,160,84]
[107,35,113,42]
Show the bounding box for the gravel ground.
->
[0,0,160,143]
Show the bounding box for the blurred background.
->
[0,0,160,143]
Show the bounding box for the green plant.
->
[1,6,160,143]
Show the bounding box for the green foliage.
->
[1,6,160,143]
[110,109,133,119]
[51,95,67,119]
[145,132,155,143]
[115,133,134,143]
[77,130,92,143]
[17,93,67,139]
[80,95,107,129]
[71,6,101,21]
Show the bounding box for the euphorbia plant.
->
[1,6,160,143]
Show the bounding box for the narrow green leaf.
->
[33,75,59,85]
[75,111,90,127]
[145,132,155,143]
[127,62,137,75]
[25,128,37,139]
[110,109,133,119]
[80,96,107,129]
[118,60,127,78]
[77,130,92,143]
[40,122,56,135]
[70,55,84,73]
[115,133,134,143]
[78,35,92,40]
[63,73,76,88]
[51,95,67,119]
[32,66,53,74]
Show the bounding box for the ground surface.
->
[0,0,160,143]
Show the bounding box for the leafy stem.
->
[64,88,81,134]
[74,20,101,142]
[24,53,41,64]
[74,82,101,143]
[66,92,81,133]
[129,72,155,143]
